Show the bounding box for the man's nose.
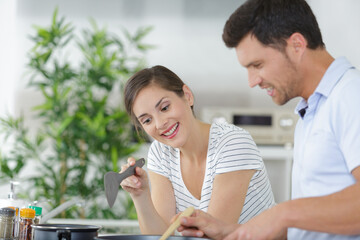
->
[248,72,262,88]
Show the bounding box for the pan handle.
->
[57,229,71,240]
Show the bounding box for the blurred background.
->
[2,0,360,118]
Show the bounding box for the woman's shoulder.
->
[210,120,252,138]
[209,121,257,149]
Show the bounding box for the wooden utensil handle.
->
[159,206,195,240]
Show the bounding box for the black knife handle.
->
[117,158,145,183]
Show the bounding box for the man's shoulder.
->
[332,67,360,97]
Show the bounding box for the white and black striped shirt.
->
[147,121,275,223]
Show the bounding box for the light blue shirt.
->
[289,57,360,240]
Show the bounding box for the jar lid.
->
[20,208,36,218]
[29,206,42,216]
[7,206,19,216]
[0,207,15,217]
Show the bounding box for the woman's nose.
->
[155,115,168,130]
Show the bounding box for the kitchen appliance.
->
[104,158,145,208]
[201,107,298,145]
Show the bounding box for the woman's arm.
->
[207,169,255,224]
[135,170,176,234]
[174,169,255,239]
[120,159,176,234]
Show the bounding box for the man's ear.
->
[287,32,306,60]
[182,85,194,107]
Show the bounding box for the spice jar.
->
[28,207,42,225]
[18,208,35,240]
[0,207,15,240]
[7,207,19,240]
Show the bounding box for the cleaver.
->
[104,158,145,208]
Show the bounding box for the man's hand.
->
[176,209,239,240]
[224,205,287,240]
[177,205,287,240]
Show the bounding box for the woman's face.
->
[132,84,194,148]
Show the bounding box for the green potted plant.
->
[0,8,153,220]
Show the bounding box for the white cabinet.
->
[258,145,293,203]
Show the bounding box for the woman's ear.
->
[182,85,194,107]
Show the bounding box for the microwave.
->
[200,107,298,146]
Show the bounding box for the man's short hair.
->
[222,0,325,51]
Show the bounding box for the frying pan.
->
[32,224,101,240]
[95,235,209,240]
[104,158,145,208]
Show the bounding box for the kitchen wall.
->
[2,0,360,121]
[1,0,360,199]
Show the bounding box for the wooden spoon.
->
[159,206,195,240]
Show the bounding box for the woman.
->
[121,65,275,234]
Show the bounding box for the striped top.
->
[147,121,275,223]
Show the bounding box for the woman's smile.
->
[161,122,179,139]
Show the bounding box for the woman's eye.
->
[161,105,169,111]
[142,118,151,125]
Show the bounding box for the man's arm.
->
[223,166,360,239]
[180,167,360,239]
[282,166,360,234]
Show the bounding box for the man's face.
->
[235,34,302,105]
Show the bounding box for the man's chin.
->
[272,97,290,106]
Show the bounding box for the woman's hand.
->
[120,157,149,197]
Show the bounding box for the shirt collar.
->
[295,57,354,117]
[315,57,354,97]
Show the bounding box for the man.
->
[177,0,360,239]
